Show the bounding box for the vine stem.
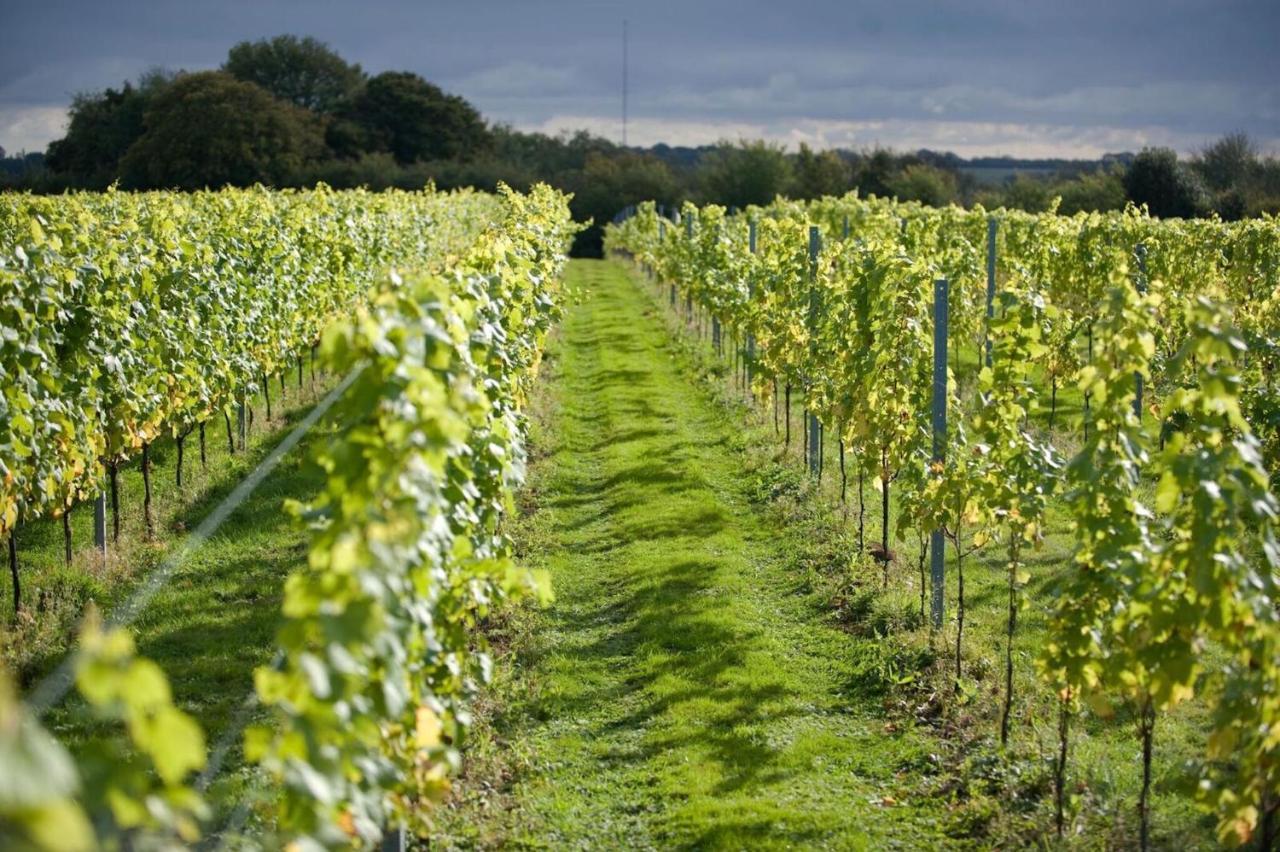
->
[142,442,154,541]
[62,509,72,566]
[1261,776,1276,852]
[109,462,121,543]
[917,533,928,624]
[1000,536,1022,748]
[880,448,891,589]
[9,530,19,620]
[1055,695,1070,837]
[802,402,808,469]
[1049,377,1058,432]
[773,378,779,434]
[818,422,824,481]
[784,384,791,448]
[176,432,185,489]
[955,525,965,680]
[839,439,847,507]
[1139,697,1155,851]
[857,466,865,553]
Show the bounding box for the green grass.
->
[436,260,956,849]
[434,259,1219,849]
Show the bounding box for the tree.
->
[1054,169,1126,215]
[850,147,909,198]
[493,126,617,176]
[697,140,792,208]
[1123,147,1210,219]
[888,164,958,206]
[568,152,680,256]
[1193,132,1258,193]
[44,70,174,186]
[120,71,325,189]
[791,143,850,199]
[1001,173,1054,212]
[343,72,491,164]
[224,35,364,114]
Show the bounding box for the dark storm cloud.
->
[1,0,1277,156]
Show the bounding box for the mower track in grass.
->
[436,258,951,850]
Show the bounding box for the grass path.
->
[437,259,951,849]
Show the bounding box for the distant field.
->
[958,165,1061,184]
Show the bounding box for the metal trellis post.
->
[1134,244,1148,420]
[985,216,997,368]
[807,226,821,476]
[931,277,949,628]
[685,214,694,321]
[747,220,758,398]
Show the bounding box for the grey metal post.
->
[93,491,106,555]
[685,214,694,320]
[237,398,247,449]
[985,216,997,368]
[930,277,949,628]
[747,220,758,396]
[1134,244,1148,420]
[380,825,406,852]
[807,226,821,476]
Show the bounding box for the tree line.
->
[1,34,1277,255]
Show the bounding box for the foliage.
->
[247,184,578,844]
[888,164,959,207]
[0,608,209,850]
[120,71,326,189]
[606,190,1280,845]
[568,152,680,255]
[1156,300,1280,845]
[341,71,492,165]
[0,185,498,543]
[1054,169,1127,215]
[224,34,365,114]
[43,70,174,186]
[697,140,793,209]
[791,143,851,200]
[0,184,575,849]
[1194,132,1258,193]
[1124,147,1212,219]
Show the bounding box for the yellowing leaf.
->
[416,705,443,749]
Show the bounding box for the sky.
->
[1,0,1277,159]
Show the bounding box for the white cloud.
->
[0,105,67,155]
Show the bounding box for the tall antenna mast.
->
[622,19,629,147]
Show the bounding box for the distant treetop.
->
[224,34,365,114]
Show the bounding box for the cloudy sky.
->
[1,0,1277,158]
